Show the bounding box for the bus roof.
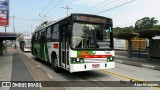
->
[33,13,112,33]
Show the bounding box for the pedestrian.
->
[15,44,16,49]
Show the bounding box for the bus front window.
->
[71,23,112,49]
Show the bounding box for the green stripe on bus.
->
[45,42,50,63]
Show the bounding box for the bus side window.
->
[33,33,35,41]
[40,30,46,41]
[52,24,59,40]
[46,27,51,41]
[39,31,42,40]
[35,32,38,41]
[38,31,41,40]
[38,32,40,41]
[40,29,46,40]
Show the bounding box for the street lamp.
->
[61,6,72,16]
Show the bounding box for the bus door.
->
[40,31,46,60]
[61,26,69,69]
[31,35,35,54]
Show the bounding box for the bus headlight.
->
[107,56,115,62]
[72,58,77,63]
[71,58,84,64]
[79,58,84,63]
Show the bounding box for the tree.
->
[153,25,160,30]
[135,17,158,31]
[113,26,134,37]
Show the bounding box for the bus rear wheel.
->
[35,50,38,61]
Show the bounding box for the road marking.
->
[115,60,123,63]
[142,64,155,69]
[36,65,41,68]
[101,69,160,89]
[47,73,53,79]
[101,69,140,81]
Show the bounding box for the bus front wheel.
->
[51,56,60,73]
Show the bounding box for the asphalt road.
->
[108,63,160,81]
[23,52,159,90]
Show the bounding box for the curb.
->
[142,64,155,69]
[115,57,160,71]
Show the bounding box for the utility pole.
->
[61,6,72,16]
[12,16,15,33]
[12,16,16,47]
[5,26,7,53]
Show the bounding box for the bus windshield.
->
[71,22,112,49]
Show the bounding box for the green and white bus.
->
[31,13,115,73]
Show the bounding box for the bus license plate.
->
[92,64,99,68]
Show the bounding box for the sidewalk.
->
[0,47,64,90]
[115,51,160,71]
[0,47,39,90]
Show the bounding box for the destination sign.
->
[75,15,107,23]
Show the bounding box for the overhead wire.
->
[44,0,62,15]
[96,0,136,14]
[80,0,135,16]
[14,21,31,26]
[87,0,119,14]
[10,16,42,21]
[32,0,62,29]
[81,0,111,13]
[25,0,135,32]
[28,0,58,29]
[39,0,57,14]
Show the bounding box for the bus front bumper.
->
[70,62,115,73]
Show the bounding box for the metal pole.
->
[61,6,72,16]
[12,16,15,33]
[31,26,32,35]
[139,41,141,58]
[5,26,7,53]
[12,16,16,45]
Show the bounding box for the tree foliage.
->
[153,25,160,30]
[113,17,160,37]
[135,17,158,31]
[113,26,134,37]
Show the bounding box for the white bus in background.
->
[19,35,31,52]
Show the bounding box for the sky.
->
[0,0,160,35]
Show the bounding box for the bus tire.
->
[51,55,60,73]
[35,50,38,61]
